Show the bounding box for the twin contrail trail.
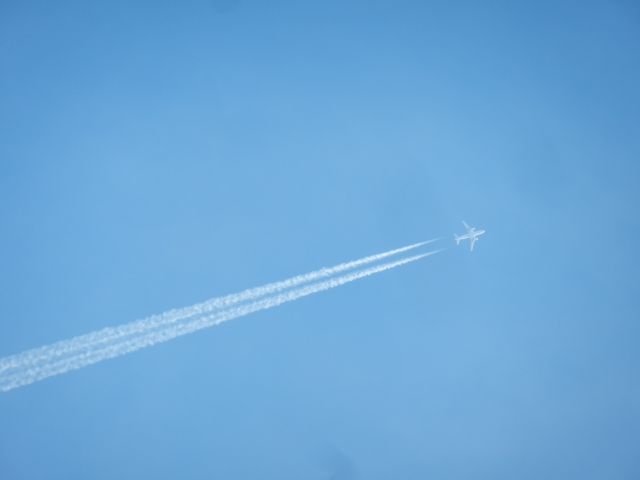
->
[0,240,435,375]
[0,242,441,392]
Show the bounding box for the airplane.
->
[454,221,486,252]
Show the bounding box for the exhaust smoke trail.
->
[0,247,441,392]
[0,240,435,374]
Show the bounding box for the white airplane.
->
[454,221,486,251]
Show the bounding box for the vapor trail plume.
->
[0,240,435,374]
[0,250,440,392]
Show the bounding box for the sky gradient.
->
[1,1,639,478]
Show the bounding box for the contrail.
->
[0,240,436,374]
[0,249,441,392]
[1,251,439,391]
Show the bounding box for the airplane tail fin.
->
[454,234,461,245]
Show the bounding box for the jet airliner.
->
[454,221,485,251]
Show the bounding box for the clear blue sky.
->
[1,1,639,478]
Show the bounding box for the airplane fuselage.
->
[457,229,485,241]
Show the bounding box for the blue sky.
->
[1,1,639,478]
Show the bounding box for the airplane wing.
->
[462,220,470,231]
[469,236,477,251]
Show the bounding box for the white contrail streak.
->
[0,240,436,375]
[0,250,440,392]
